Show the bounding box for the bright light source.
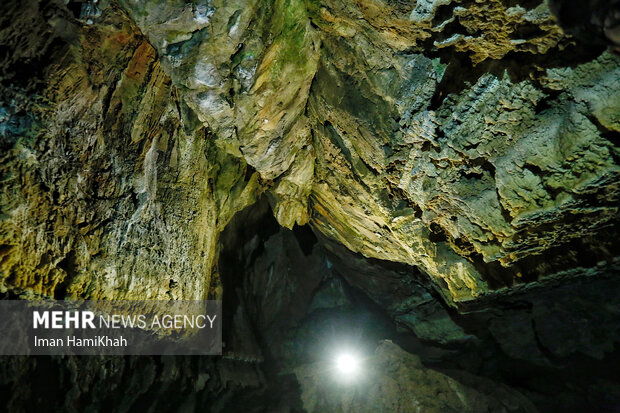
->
[336,353,360,375]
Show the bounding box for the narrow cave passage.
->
[0,0,619,412]
[214,199,620,412]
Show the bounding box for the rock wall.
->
[112,0,619,306]
[0,0,619,412]
[0,0,617,306]
[0,0,262,301]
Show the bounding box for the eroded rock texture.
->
[0,0,262,301]
[296,340,537,413]
[0,0,619,412]
[114,0,619,305]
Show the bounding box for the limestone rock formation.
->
[295,340,537,413]
[0,0,619,411]
[0,0,262,301]
[2,0,618,307]
[112,0,619,306]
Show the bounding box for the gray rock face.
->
[0,0,619,412]
[296,340,538,413]
[1,0,618,308]
[114,0,619,306]
[0,0,262,301]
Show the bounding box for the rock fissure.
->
[0,0,619,411]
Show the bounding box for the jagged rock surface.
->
[0,0,262,301]
[0,0,619,412]
[1,0,618,306]
[295,340,537,413]
[113,0,619,305]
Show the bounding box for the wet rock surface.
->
[0,0,619,412]
[296,340,538,413]
[0,0,262,301]
[116,0,619,304]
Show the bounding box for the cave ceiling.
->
[1,0,619,412]
[0,0,618,315]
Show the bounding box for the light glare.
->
[336,353,359,375]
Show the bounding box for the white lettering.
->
[65,311,79,328]
[33,311,49,329]
[51,311,63,328]
[82,311,95,329]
